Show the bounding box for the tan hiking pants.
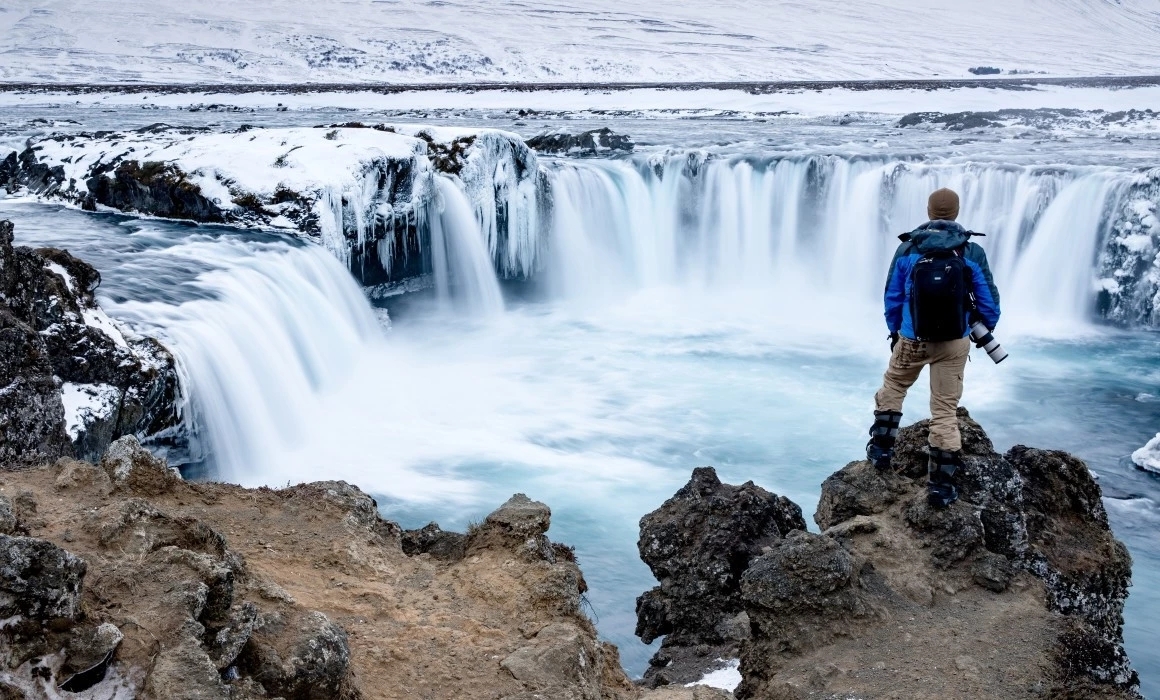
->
[874,337,971,451]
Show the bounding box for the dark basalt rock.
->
[401,522,468,561]
[0,220,182,465]
[0,308,70,464]
[526,127,634,156]
[86,159,224,222]
[0,534,86,622]
[634,466,806,686]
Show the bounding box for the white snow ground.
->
[2,0,1160,84]
[6,83,1160,121]
[60,382,121,440]
[686,659,742,692]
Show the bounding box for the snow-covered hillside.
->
[2,0,1160,84]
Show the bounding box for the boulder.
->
[143,632,230,700]
[469,493,554,559]
[59,622,123,692]
[0,534,86,621]
[635,466,805,686]
[240,610,355,700]
[102,434,181,495]
[526,128,634,156]
[0,494,17,535]
[209,602,258,671]
[501,622,603,700]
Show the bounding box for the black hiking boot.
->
[927,447,962,508]
[866,410,903,470]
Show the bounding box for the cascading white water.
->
[427,176,506,315]
[539,156,1138,332]
[108,239,385,481]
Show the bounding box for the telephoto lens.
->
[969,321,1008,364]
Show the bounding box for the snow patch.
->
[61,383,121,441]
[0,651,139,700]
[45,261,75,293]
[82,307,129,348]
[686,658,742,692]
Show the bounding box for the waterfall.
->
[426,176,506,315]
[108,240,384,481]
[536,156,1151,331]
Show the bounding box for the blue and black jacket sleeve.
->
[964,243,1001,330]
[883,243,911,334]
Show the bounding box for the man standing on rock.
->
[866,188,1001,508]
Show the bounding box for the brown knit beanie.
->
[928,188,960,221]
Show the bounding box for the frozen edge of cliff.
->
[1,124,545,285]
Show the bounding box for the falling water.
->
[427,176,506,315]
[538,156,1140,331]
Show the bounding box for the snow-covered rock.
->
[0,220,182,464]
[1132,433,1160,473]
[4,124,546,286]
[1095,170,1160,327]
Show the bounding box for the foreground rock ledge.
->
[0,436,727,700]
[637,409,1140,700]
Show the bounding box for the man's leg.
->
[927,338,970,450]
[926,338,971,507]
[868,339,929,469]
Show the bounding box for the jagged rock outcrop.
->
[0,220,181,464]
[526,128,634,156]
[635,466,806,687]
[0,441,652,699]
[641,411,1140,700]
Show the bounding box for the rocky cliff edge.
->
[636,409,1140,700]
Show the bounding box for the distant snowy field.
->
[2,0,1160,84]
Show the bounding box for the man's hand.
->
[889,332,900,351]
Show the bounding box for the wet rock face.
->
[7,126,546,291]
[526,128,634,156]
[0,219,182,464]
[635,466,806,686]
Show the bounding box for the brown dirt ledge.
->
[0,435,724,700]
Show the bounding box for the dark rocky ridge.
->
[635,467,806,686]
[0,219,181,464]
[526,127,634,156]
[638,409,1140,699]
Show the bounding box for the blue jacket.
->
[885,220,1001,340]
